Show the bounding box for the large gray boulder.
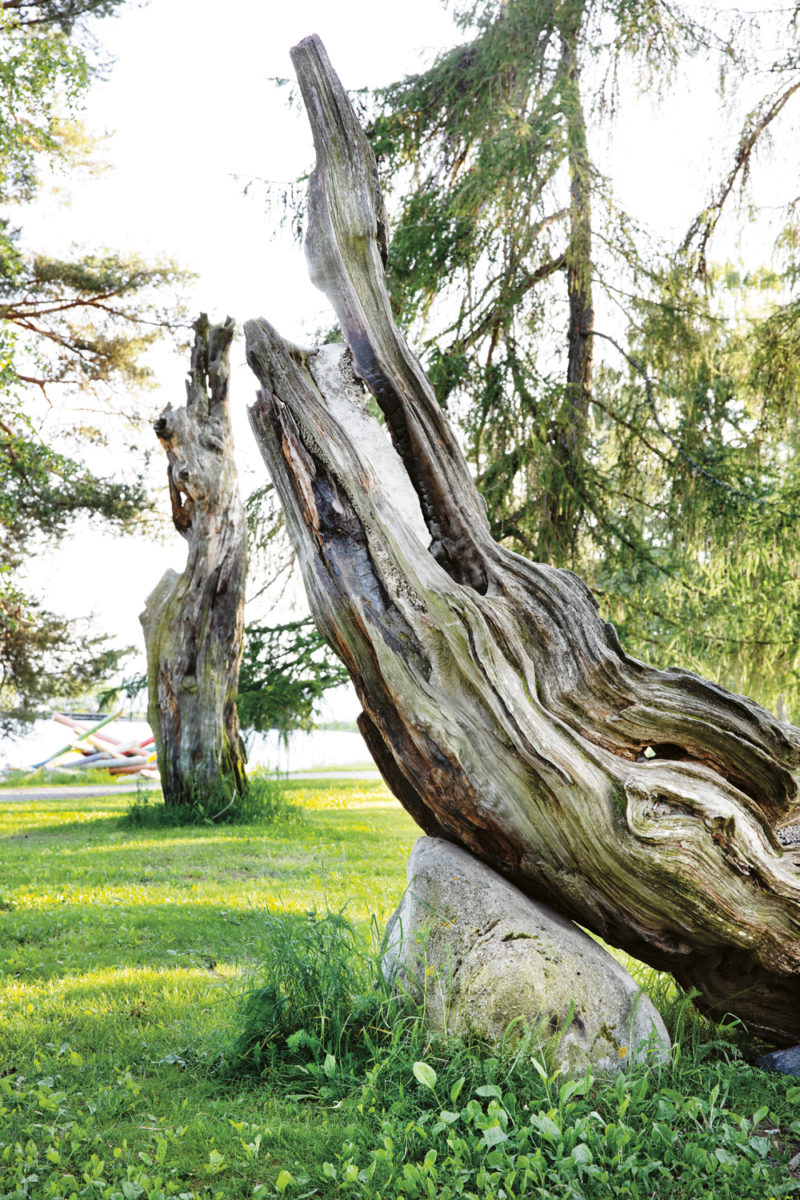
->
[384,837,670,1077]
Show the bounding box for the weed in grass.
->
[621,955,756,1063]
[123,768,294,828]
[225,907,394,1095]
[336,1048,800,1200]
[233,770,298,825]
[221,907,800,1197]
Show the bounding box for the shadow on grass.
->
[2,813,128,841]
[0,890,396,984]
[3,804,412,856]
[0,902,361,1067]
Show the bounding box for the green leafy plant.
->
[341,1053,800,1200]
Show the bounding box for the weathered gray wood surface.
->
[141,314,247,807]
[245,36,800,1042]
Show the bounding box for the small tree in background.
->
[237,618,350,739]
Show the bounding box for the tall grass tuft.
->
[225,908,394,1094]
[122,768,293,827]
[620,957,751,1060]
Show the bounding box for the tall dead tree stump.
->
[244,37,800,1044]
[141,314,247,808]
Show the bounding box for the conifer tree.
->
[368,0,800,712]
[0,1,189,718]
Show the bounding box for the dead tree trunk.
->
[141,314,247,808]
[244,37,800,1044]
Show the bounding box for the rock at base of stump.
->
[384,837,670,1078]
[756,1044,800,1076]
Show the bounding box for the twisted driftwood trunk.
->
[245,37,800,1043]
[141,314,247,807]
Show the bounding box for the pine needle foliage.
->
[366,0,800,715]
[237,618,350,737]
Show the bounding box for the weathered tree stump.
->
[245,37,800,1043]
[141,314,247,807]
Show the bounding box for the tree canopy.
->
[0,0,189,720]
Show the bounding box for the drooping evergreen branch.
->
[591,328,791,514]
[683,76,800,275]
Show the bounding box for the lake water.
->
[0,718,373,775]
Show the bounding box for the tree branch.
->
[683,77,800,274]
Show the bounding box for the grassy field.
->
[1,781,799,1199]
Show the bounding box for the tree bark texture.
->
[245,37,800,1043]
[539,6,594,566]
[141,314,247,806]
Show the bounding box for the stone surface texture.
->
[756,1044,800,1076]
[384,837,670,1077]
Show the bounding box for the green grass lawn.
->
[1,781,799,1199]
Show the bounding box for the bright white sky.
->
[16,0,796,717]
[20,0,465,717]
